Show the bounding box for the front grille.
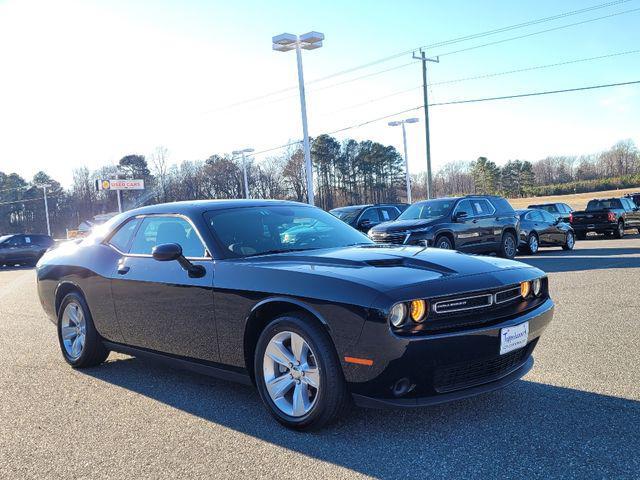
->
[369,231,407,244]
[433,344,532,393]
[434,293,493,314]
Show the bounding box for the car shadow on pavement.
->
[83,357,640,478]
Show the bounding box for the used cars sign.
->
[95,179,145,191]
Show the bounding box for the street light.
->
[388,118,419,204]
[272,31,324,206]
[232,148,255,199]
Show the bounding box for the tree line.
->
[1,137,638,237]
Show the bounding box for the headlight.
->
[389,303,407,327]
[409,299,427,323]
[532,278,542,297]
[520,281,531,298]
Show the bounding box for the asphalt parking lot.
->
[1,235,639,479]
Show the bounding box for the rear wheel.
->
[526,233,539,254]
[498,231,517,259]
[57,292,110,368]
[434,235,453,250]
[614,221,625,239]
[254,314,349,431]
[562,231,575,250]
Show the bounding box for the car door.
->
[451,200,483,252]
[622,198,640,227]
[539,210,564,244]
[4,235,27,263]
[355,207,381,232]
[109,215,220,362]
[470,198,499,251]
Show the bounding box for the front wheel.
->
[434,235,453,250]
[498,231,517,259]
[614,221,625,239]
[254,314,349,431]
[562,231,575,250]
[57,292,110,368]
[526,233,539,254]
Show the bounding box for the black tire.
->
[525,233,539,255]
[562,231,575,251]
[613,221,625,239]
[254,313,349,431]
[434,234,453,250]
[498,231,517,259]
[57,292,110,368]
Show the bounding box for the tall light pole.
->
[388,118,419,204]
[36,184,51,236]
[272,31,324,206]
[232,148,254,199]
[413,49,439,199]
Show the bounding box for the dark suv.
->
[329,203,408,232]
[0,234,54,266]
[367,195,520,258]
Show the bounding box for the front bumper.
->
[344,298,554,407]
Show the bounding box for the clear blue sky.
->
[1,0,639,185]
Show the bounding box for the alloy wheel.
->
[528,235,538,253]
[566,232,574,249]
[61,302,86,360]
[262,331,320,417]
[504,235,516,258]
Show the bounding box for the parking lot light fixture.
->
[232,148,255,199]
[272,31,324,206]
[388,118,420,204]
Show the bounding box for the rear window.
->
[587,199,622,211]
[489,197,515,213]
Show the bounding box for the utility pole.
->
[413,49,439,199]
[37,184,51,236]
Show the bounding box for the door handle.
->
[117,265,130,275]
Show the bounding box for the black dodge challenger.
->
[37,200,554,430]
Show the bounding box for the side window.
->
[130,216,206,258]
[562,204,572,213]
[359,208,380,223]
[24,236,32,244]
[7,236,24,246]
[471,199,495,216]
[530,211,544,222]
[540,211,556,223]
[379,207,398,222]
[455,200,474,218]
[108,218,142,252]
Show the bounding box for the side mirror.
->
[358,219,372,229]
[152,243,205,278]
[453,211,468,222]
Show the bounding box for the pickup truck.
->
[569,197,640,239]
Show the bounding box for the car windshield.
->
[587,199,622,211]
[0,235,13,244]
[205,205,373,257]
[329,207,361,223]
[398,199,456,220]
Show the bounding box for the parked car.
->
[516,209,575,254]
[0,233,54,266]
[329,203,408,232]
[36,199,553,430]
[368,195,520,259]
[569,197,640,239]
[624,192,640,207]
[526,202,573,223]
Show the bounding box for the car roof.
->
[528,202,559,206]
[125,199,309,216]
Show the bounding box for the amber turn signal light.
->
[409,299,427,322]
[520,281,531,298]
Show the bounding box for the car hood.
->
[370,218,441,233]
[240,245,536,293]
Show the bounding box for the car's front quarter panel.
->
[343,265,552,402]
[36,240,124,343]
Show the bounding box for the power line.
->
[250,78,640,157]
[436,7,640,57]
[204,0,636,113]
[324,48,640,115]
[0,196,54,207]
[428,79,640,106]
